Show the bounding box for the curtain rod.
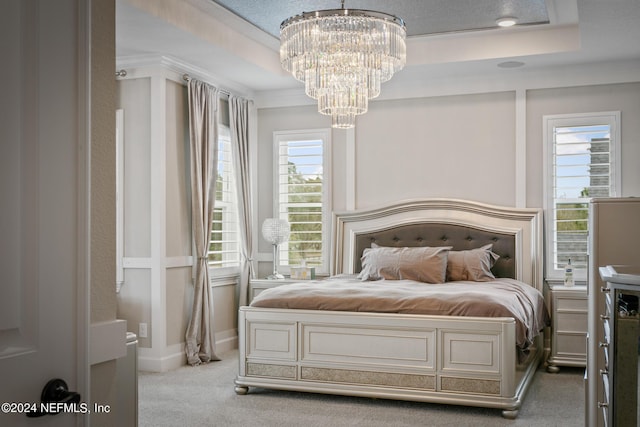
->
[182,74,232,97]
[114,69,234,98]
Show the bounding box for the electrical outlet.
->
[139,322,148,338]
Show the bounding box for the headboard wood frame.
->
[332,199,543,291]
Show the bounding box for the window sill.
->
[209,267,240,287]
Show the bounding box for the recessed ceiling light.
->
[497,61,525,69]
[496,17,518,27]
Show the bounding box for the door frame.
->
[76,0,91,422]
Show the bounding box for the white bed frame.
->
[235,199,544,418]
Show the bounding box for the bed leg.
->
[502,409,519,419]
[234,385,249,395]
[546,364,560,373]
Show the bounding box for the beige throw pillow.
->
[446,244,499,282]
[358,246,451,283]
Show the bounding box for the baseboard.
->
[138,344,186,372]
[138,329,238,372]
[215,333,238,354]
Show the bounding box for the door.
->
[0,1,89,425]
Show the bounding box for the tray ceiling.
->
[211,0,550,38]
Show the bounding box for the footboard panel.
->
[236,306,541,416]
[441,329,502,374]
[301,323,436,369]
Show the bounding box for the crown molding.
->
[116,54,254,98]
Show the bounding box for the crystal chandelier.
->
[279,1,407,129]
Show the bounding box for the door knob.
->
[26,378,82,417]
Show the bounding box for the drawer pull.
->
[599,341,609,348]
[600,369,609,376]
[598,402,609,408]
[600,314,610,321]
[600,287,611,293]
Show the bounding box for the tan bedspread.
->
[250,275,549,350]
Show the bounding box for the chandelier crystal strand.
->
[280,7,406,129]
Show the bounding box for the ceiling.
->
[210,0,551,37]
[116,0,640,99]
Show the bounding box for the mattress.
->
[250,275,550,350]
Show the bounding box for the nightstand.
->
[547,283,588,372]
[248,278,299,303]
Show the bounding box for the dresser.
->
[547,284,588,372]
[586,198,640,426]
[598,266,640,427]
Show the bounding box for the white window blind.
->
[274,130,331,274]
[544,112,620,278]
[208,127,240,271]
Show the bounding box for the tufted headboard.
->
[353,223,515,279]
[332,199,543,291]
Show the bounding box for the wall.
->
[117,78,153,349]
[116,73,192,371]
[116,67,238,371]
[165,80,193,349]
[256,105,349,278]
[255,80,640,278]
[526,82,640,206]
[89,0,120,426]
[356,92,516,208]
[257,83,640,209]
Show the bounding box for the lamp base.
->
[266,273,286,280]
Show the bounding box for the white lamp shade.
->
[262,218,290,245]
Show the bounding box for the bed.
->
[234,199,546,418]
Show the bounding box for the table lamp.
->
[262,218,290,279]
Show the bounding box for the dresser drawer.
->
[600,370,610,426]
[602,319,610,342]
[601,370,610,403]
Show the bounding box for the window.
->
[543,112,620,279]
[274,130,331,275]
[208,126,240,274]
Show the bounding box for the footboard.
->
[235,306,541,418]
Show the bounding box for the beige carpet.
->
[139,349,584,427]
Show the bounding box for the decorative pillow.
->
[358,246,451,283]
[446,244,500,282]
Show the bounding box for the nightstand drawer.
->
[555,333,587,355]
[556,312,588,333]
[556,297,587,311]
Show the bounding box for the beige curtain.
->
[229,95,254,307]
[185,79,220,365]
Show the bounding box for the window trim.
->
[543,111,621,280]
[272,129,332,276]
